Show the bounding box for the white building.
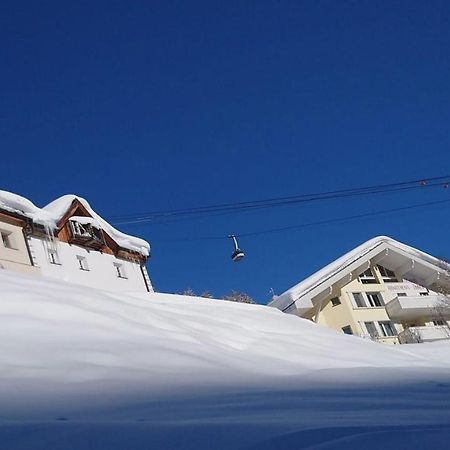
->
[269,236,450,344]
[0,191,152,294]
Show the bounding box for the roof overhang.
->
[270,237,450,314]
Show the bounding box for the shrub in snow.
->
[221,290,256,304]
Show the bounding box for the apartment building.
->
[269,236,450,344]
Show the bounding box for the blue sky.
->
[2,1,450,301]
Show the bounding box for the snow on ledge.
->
[0,190,55,227]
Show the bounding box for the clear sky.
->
[2,1,450,302]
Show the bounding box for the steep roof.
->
[43,195,150,257]
[269,236,450,313]
[0,190,150,258]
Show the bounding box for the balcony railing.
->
[398,326,450,344]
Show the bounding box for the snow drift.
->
[1,269,450,449]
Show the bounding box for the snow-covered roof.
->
[69,215,102,229]
[44,195,150,257]
[269,236,450,313]
[0,191,150,257]
[0,190,55,227]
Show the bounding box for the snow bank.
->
[1,269,450,388]
[0,190,149,257]
[1,270,450,449]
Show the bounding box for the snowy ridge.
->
[1,269,450,387]
[0,190,149,257]
[269,235,450,312]
[2,270,450,450]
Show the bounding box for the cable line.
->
[156,197,450,242]
[110,175,450,225]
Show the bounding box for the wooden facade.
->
[53,199,147,264]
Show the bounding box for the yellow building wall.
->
[314,265,411,344]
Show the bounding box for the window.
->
[48,249,60,265]
[352,292,366,308]
[419,292,429,296]
[353,292,366,308]
[114,262,127,279]
[77,255,89,271]
[331,297,341,307]
[379,321,396,337]
[366,292,384,307]
[1,230,15,249]
[397,292,407,297]
[433,319,446,326]
[71,221,86,237]
[69,219,104,248]
[359,268,377,284]
[342,325,353,335]
[377,265,398,282]
[364,322,379,339]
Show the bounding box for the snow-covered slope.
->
[2,269,450,386]
[2,269,450,449]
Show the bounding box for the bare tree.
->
[180,288,196,297]
[221,290,256,304]
[200,291,214,299]
[429,259,450,337]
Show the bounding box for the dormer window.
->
[71,221,90,238]
[377,265,398,282]
[359,268,377,284]
[68,216,104,250]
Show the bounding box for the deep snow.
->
[1,269,450,449]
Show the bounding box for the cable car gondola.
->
[229,234,245,262]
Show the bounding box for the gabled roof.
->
[44,195,150,258]
[269,236,450,313]
[0,190,150,258]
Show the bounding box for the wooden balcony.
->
[68,220,105,250]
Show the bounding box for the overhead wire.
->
[155,197,450,242]
[110,175,450,225]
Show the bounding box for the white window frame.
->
[351,292,384,308]
[48,249,61,265]
[366,292,384,307]
[378,321,397,337]
[377,265,398,282]
[76,255,89,271]
[114,262,127,279]
[363,321,379,339]
[1,230,17,250]
[352,292,366,308]
[359,268,377,284]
